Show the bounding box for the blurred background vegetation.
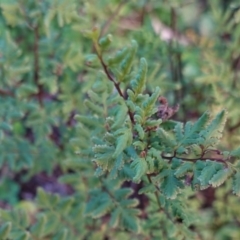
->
[1,0,240,239]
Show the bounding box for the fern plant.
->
[1,0,240,239]
[72,28,240,238]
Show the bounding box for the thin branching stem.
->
[94,44,135,124]
[161,151,229,167]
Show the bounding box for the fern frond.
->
[130,58,147,97]
[199,110,227,147]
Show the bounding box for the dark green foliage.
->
[1,0,240,239]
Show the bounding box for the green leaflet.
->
[199,110,227,147]
[198,161,223,189]
[152,167,170,183]
[85,186,140,232]
[131,157,148,183]
[30,214,47,237]
[120,208,141,233]
[74,115,101,129]
[157,128,177,149]
[36,188,51,207]
[134,114,143,124]
[136,105,145,117]
[120,198,139,208]
[209,167,233,187]
[94,130,129,173]
[191,144,202,156]
[0,211,30,240]
[92,79,108,93]
[111,106,128,130]
[0,222,11,239]
[153,168,184,199]
[174,162,193,178]
[114,188,133,200]
[52,229,68,240]
[172,157,182,169]
[16,84,38,98]
[161,120,178,130]
[113,128,132,158]
[170,199,194,226]
[14,232,30,240]
[85,191,113,218]
[142,87,161,117]
[139,183,156,194]
[109,207,121,228]
[177,112,209,146]
[84,99,103,115]
[130,58,147,97]
[40,212,60,235]
[192,160,206,190]
[103,132,116,144]
[109,154,124,179]
[58,197,74,215]
[160,170,184,199]
[94,151,114,170]
[37,188,60,208]
[135,124,145,140]
[93,144,114,154]
[230,147,240,158]
[185,112,209,135]
[176,145,187,154]
[145,119,162,128]
[119,40,138,80]
[146,156,156,173]
[84,54,99,68]
[0,122,13,131]
[133,140,146,151]
[98,34,112,50]
[174,122,184,142]
[126,99,136,112]
[107,47,129,65]
[90,198,113,219]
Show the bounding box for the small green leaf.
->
[135,124,145,140]
[16,231,30,240]
[175,162,193,178]
[161,170,184,199]
[84,54,99,67]
[121,208,141,233]
[131,157,148,183]
[30,214,47,237]
[52,229,68,240]
[113,129,131,158]
[230,147,240,158]
[99,34,112,50]
[0,222,11,239]
[209,167,233,187]
[198,161,222,189]
[37,188,49,207]
[139,183,156,194]
[112,107,128,130]
[109,207,121,228]
[130,58,147,96]
[16,84,38,98]
[107,47,128,65]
